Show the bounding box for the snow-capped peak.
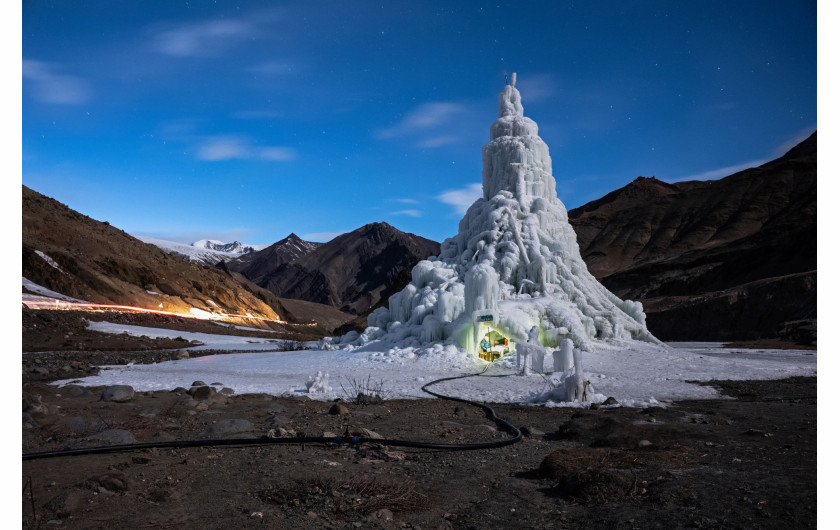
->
[192,239,260,255]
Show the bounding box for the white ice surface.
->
[53,324,816,407]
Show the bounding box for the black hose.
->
[23,367,521,461]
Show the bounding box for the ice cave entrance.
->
[475,313,514,362]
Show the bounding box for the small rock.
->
[171,387,188,394]
[195,402,209,411]
[101,385,134,403]
[590,403,601,410]
[188,386,217,400]
[170,350,190,360]
[211,382,224,386]
[43,491,81,518]
[638,439,653,448]
[603,397,619,406]
[519,426,545,438]
[191,380,207,387]
[329,403,350,415]
[88,472,130,492]
[219,387,235,396]
[444,513,458,521]
[23,395,49,418]
[373,508,394,522]
[202,419,252,436]
[307,511,319,519]
[350,427,383,440]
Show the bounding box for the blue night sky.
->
[22,1,816,245]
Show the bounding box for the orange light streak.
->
[22,299,289,325]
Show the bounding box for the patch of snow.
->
[85,321,283,351]
[22,277,87,303]
[34,250,64,273]
[137,236,266,266]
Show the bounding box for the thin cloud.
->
[22,60,91,105]
[247,61,296,76]
[514,73,558,103]
[153,19,254,57]
[390,209,422,218]
[437,182,482,215]
[668,160,765,183]
[377,102,465,139]
[195,136,297,162]
[771,128,816,157]
[258,147,296,161]
[417,135,461,148]
[196,136,250,161]
[394,198,420,204]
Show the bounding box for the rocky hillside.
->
[22,186,289,324]
[234,223,440,315]
[568,132,817,343]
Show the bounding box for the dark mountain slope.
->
[568,132,816,342]
[248,222,441,315]
[22,186,288,324]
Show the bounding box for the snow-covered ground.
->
[51,322,817,408]
[85,321,285,351]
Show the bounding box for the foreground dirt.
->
[22,312,816,529]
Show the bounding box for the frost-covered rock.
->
[353,73,660,360]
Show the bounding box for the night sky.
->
[22,1,816,245]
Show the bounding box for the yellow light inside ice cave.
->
[476,321,514,362]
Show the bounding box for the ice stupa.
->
[356,73,659,358]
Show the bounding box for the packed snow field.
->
[52,322,817,408]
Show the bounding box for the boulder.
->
[101,385,135,403]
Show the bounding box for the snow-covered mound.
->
[138,237,266,267]
[352,74,659,356]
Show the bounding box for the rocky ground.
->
[21,310,817,529]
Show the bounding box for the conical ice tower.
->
[362,73,659,357]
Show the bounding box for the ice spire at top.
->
[485,74,553,203]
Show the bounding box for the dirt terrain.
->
[22,310,817,528]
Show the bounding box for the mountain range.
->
[225,223,440,315]
[21,132,816,342]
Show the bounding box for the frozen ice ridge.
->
[345,73,661,358]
